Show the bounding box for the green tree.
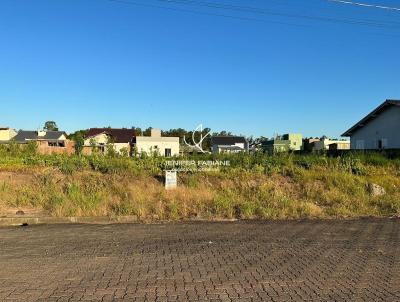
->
[73,132,85,155]
[68,129,88,142]
[143,127,152,136]
[131,126,142,136]
[68,130,88,155]
[162,128,188,144]
[44,121,58,131]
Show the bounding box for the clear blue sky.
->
[1,0,399,138]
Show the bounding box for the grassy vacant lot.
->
[0,143,400,220]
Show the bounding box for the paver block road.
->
[0,219,399,302]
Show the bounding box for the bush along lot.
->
[0,144,400,220]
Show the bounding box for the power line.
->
[154,0,400,29]
[328,0,400,12]
[104,0,400,31]
[105,0,311,28]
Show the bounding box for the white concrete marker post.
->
[165,170,177,190]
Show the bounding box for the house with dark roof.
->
[342,99,400,150]
[83,128,135,155]
[13,130,67,144]
[211,136,249,154]
[11,130,75,155]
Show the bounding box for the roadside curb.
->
[0,216,139,226]
[1,215,398,227]
[0,216,241,226]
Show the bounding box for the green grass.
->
[0,144,400,219]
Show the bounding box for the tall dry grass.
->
[0,164,399,219]
[0,146,400,219]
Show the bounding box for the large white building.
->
[342,99,400,150]
[133,129,179,157]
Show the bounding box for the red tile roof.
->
[86,128,135,144]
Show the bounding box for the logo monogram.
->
[183,124,211,153]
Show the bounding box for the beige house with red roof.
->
[83,128,179,157]
[83,128,135,155]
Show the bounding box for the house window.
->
[48,141,65,147]
[165,148,172,157]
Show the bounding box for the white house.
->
[313,137,350,151]
[133,129,179,157]
[342,99,400,150]
[211,136,249,153]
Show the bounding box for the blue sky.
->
[1,0,399,138]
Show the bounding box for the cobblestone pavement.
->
[0,219,399,302]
